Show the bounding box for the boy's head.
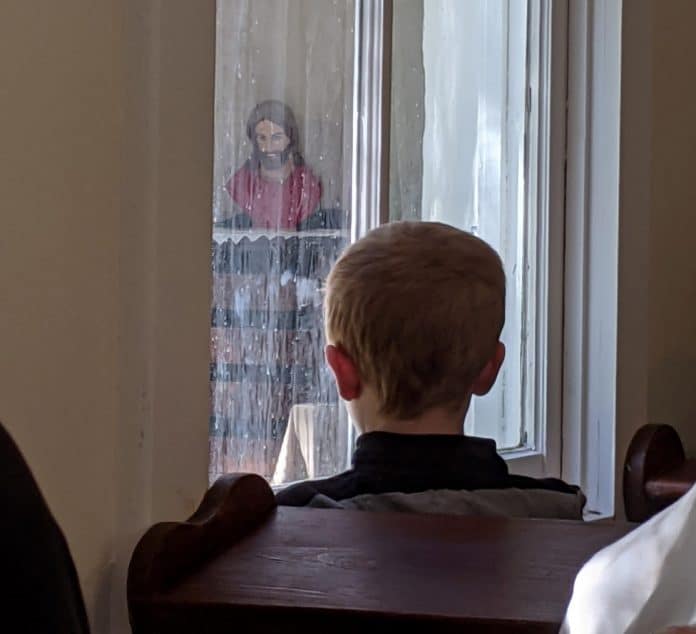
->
[324,221,506,433]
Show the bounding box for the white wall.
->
[0,2,214,632]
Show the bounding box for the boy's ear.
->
[325,344,362,401]
[471,342,506,396]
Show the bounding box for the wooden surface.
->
[130,504,633,633]
[646,460,696,501]
[128,473,276,599]
[624,423,695,522]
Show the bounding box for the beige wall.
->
[0,2,122,629]
[648,0,696,455]
[0,2,213,632]
[612,0,696,512]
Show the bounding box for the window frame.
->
[562,0,650,519]
[501,0,567,478]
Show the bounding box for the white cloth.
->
[272,404,349,485]
[561,482,696,634]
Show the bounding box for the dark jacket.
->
[275,432,584,519]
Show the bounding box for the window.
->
[209,0,566,485]
[388,0,565,478]
[209,0,356,485]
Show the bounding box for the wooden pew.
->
[128,475,634,633]
[624,424,696,522]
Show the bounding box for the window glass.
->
[210,0,355,484]
[390,0,534,450]
[211,0,555,484]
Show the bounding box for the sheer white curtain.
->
[210,0,355,482]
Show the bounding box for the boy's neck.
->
[373,415,465,435]
[349,392,471,436]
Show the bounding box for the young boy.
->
[276,222,584,519]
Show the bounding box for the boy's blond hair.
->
[325,221,505,419]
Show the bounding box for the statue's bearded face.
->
[253,119,292,170]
